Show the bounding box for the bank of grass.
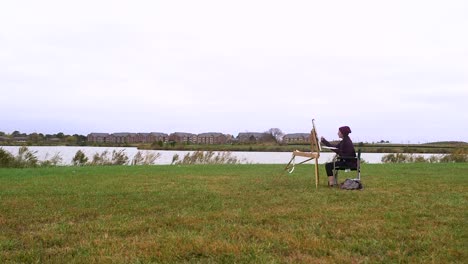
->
[137,141,468,154]
[0,164,466,263]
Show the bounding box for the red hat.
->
[339,126,351,135]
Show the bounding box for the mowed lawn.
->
[0,163,466,263]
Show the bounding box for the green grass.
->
[0,164,467,263]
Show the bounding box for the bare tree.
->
[259,133,275,143]
[265,128,285,144]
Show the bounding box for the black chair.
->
[332,148,361,185]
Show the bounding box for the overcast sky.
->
[1,0,467,143]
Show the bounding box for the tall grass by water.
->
[0,147,245,167]
[0,163,467,263]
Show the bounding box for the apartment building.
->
[197,132,228,144]
[87,132,169,144]
[87,132,233,144]
[87,133,110,143]
[168,132,197,144]
[236,132,265,143]
[283,133,311,143]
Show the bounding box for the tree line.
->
[0,131,87,145]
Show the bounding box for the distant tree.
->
[267,128,284,143]
[38,133,45,142]
[260,132,275,143]
[56,132,65,139]
[12,131,21,137]
[65,136,77,145]
[72,134,87,145]
[28,133,40,143]
[151,140,165,148]
[0,131,5,136]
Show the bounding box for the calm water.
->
[1,146,440,165]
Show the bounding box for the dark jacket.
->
[321,136,357,168]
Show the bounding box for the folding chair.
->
[332,148,361,185]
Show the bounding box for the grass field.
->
[0,163,467,263]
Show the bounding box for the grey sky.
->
[1,0,467,143]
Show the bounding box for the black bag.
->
[340,179,363,190]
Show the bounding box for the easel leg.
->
[315,158,319,189]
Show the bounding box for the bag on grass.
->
[340,178,363,190]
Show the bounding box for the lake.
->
[1,146,441,165]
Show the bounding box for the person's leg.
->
[333,161,349,186]
[325,162,335,186]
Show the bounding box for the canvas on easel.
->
[284,119,321,188]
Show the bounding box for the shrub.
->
[72,150,88,166]
[0,146,40,168]
[131,151,161,165]
[90,150,108,165]
[41,153,63,167]
[381,153,428,163]
[427,155,441,163]
[90,150,129,165]
[413,155,427,163]
[111,150,129,165]
[16,146,39,168]
[381,149,467,163]
[0,148,15,167]
[171,154,180,165]
[381,153,412,163]
[440,148,467,163]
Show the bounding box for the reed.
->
[172,150,246,165]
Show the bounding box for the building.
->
[87,133,110,143]
[149,132,169,143]
[283,133,311,144]
[111,133,137,143]
[87,131,232,145]
[197,132,228,144]
[169,132,197,144]
[237,132,264,143]
[135,133,151,143]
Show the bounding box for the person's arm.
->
[321,137,340,154]
[320,137,332,147]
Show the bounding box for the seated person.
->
[321,126,356,187]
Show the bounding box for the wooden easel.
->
[284,119,322,188]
